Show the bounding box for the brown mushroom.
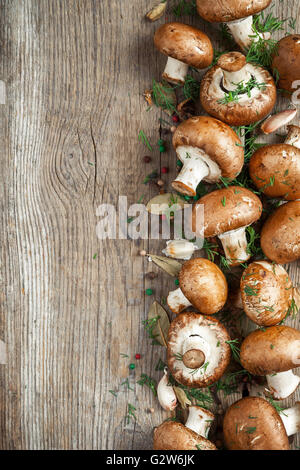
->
[200,52,276,126]
[240,326,300,399]
[240,261,294,327]
[167,312,231,388]
[223,397,300,450]
[260,201,300,264]
[167,258,228,315]
[272,34,300,93]
[153,406,217,450]
[192,186,262,266]
[196,0,272,50]
[154,23,213,84]
[249,124,300,200]
[171,116,244,196]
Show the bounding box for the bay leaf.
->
[173,387,191,409]
[148,301,170,347]
[148,254,182,277]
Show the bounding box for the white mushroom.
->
[185,406,215,438]
[227,16,271,50]
[279,402,300,437]
[267,370,300,401]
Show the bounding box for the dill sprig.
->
[152,79,177,115]
[138,130,153,151]
[183,75,200,102]
[226,339,241,364]
[142,316,161,345]
[172,0,197,17]
[137,374,157,396]
[246,226,264,258]
[125,403,137,424]
[202,239,219,262]
[218,77,266,105]
[215,370,251,396]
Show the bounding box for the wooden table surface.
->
[1,0,300,450]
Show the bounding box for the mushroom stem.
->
[227,16,270,51]
[218,226,250,265]
[167,287,192,314]
[172,145,221,196]
[267,370,300,400]
[285,125,300,149]
[279,402,300,437]
[157,368,178,411]
[182,335,208,369]
[222,63,251,92]
[163,56,189,84]
[185,406,214,438]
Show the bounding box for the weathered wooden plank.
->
[0,0,300,450]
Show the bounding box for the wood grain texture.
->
[0,0,299,450]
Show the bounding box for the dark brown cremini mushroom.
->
[240,326,300,399]
[154,22,213,84]
[272,34,300,93]
[167,258,228,315]
[240,261,294,327]
[153,406,217,450]
[200,52,276,126]
[249,124,300,200]
[167,312,231,388]
[223,397,300,450]
[260,201,300,264]
[192,186,263,266]
[196,0,272,50]
[171,116,244,197]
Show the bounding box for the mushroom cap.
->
[272,35,300,93]
[172,116,244,180]
[167,312,231,388]
[196,0,272,23]
[240,325,300,375]
[179,258,228,315]
[260,201,300,264]
[200,63,276,126]
[154,23,213,69]
[249,144,300,200]
[153,420,217,450]
[192,186,262,238]
[223,397,289,450]
[240,261,293,327]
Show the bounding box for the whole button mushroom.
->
[196,0,272,50]
[192,186,263,266]
[167,258,228,315]
[154,23,213,84]
[200,52,276,126]
[167,312,231,388]
[240,326,300,399]
[223,397,300,450]
[172,116,244,197]
[260,201,300,264]
[272,35,300,93]
[249,125,300,200]
[240,261,294,327]
[153,406,217,450]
